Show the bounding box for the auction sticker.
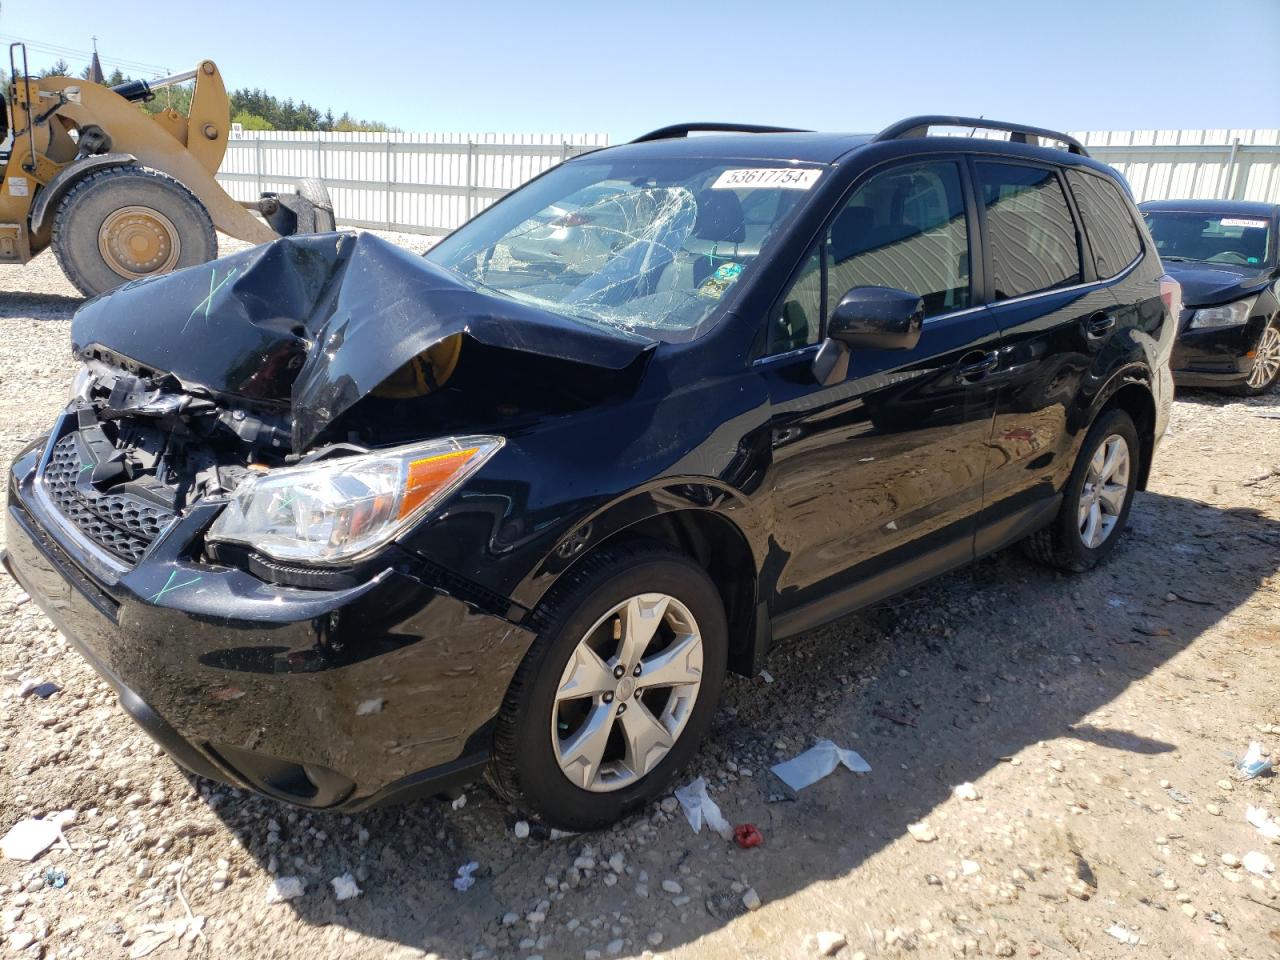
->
[6,177,28,197]
[1220,218,1268,229]
[712,168,821,190]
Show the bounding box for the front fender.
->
[509,477,765,612]
[29,152,137,232]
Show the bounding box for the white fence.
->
[216,131,609,236]
[214,128,1280,237]
[1071,129,1280,205]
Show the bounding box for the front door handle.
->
[956,350,999,382]
[1086,312,1116,339]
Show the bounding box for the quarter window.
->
[1066,170,1143,279]
[977,162,1082,300]
[768,243,823,354]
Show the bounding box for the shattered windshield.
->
[426,157,823,341]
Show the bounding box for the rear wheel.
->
[1231,318,1280,396]
[52,166,216,297]
[488,542,727,830]
[1024,408,1139,572]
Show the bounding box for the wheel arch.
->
[29,153,138,233]
[518,483,766,677]
[1092,370,1157,490]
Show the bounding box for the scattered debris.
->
[18,680,60,698]
[758,669,774,684]
[733,823,764,849]
[1,817,62,861]
[741,887,761,911]
[513,820,531,840]
[1243,851,1276,876]
[674,777,732,839]
[1246,805,1280,841]
[264,876,306,904]
[453,861,480,892]
[813,931,847,956]
[953,782,980,801]
[907,821,937,843]
[331,873,362,901]
[355,698,384,715]
[1166,787,1192,805]
[1106,923,1140,945]
[451,794,467,811]
[1239,742,1272,779]
[872,707,917,727]
[960,859,981,876]
[128,926,174,959]
[43,867,67,888]
[770,739,871,792]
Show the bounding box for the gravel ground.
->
[1,239,1279,960]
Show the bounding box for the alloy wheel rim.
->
[1247,324,1280,390]
[97,206,181,278]
[552,593,703,793]
[1078,434,1131,549]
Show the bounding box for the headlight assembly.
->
[1188,296,1256,329]
[207,436,503,564]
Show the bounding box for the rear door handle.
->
[1086,312,1116,339]
[956,350,999,382]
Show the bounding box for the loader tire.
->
[52,165,217,298]
[297,177,336,233]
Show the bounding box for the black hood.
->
[72,233,656,450]
[1160,260,1275,308]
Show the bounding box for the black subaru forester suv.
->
[3,117,1176,830]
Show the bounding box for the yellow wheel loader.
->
[0,43,333,297]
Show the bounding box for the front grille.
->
[42,434,175,565]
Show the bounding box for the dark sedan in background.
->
[1141,200,1280,395]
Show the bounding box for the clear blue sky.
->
[3,0,1277,138]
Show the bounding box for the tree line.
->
[24,58,395,133]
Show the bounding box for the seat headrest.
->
[694,191,746,244]
[830,206,875,261]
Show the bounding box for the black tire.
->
[52,165,217,298]
[296,177,336,233]
[488,541,728,831]
[1024,408,1140,573]
[1227,317,1280,397]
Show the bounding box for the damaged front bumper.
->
[1171,313,1270,388]
[3,423,535,811]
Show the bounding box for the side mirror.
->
[828,286,924,351]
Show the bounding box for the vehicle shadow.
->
[0,289,81,319]
[200,488,1279,958]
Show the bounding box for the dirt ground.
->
[0,239,1278,960]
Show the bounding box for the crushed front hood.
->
[72,232,656,450]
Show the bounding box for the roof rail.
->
[872,116,1089,157]
[631,122,811,143]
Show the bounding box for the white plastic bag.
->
[771,739,871,792]
[674,777,732,839]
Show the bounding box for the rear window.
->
[976,162,1082,300]
[1142,210,1272,268]
[1066,170,1143,279]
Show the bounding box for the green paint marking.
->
[78,463,93,474]
[149,569,203,604]
[183,267,239,333]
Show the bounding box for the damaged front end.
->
[54,231,654,578]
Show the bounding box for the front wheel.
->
[1024,408,1140,572]
[488,543,727,831]
[1231,319,1280,396]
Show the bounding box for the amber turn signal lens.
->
[399,448,480,520]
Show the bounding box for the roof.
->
[591,132,875,165]
[1138,199,1278,217]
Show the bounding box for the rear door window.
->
[1066,170,1143,279]
[976,162,1082,300]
